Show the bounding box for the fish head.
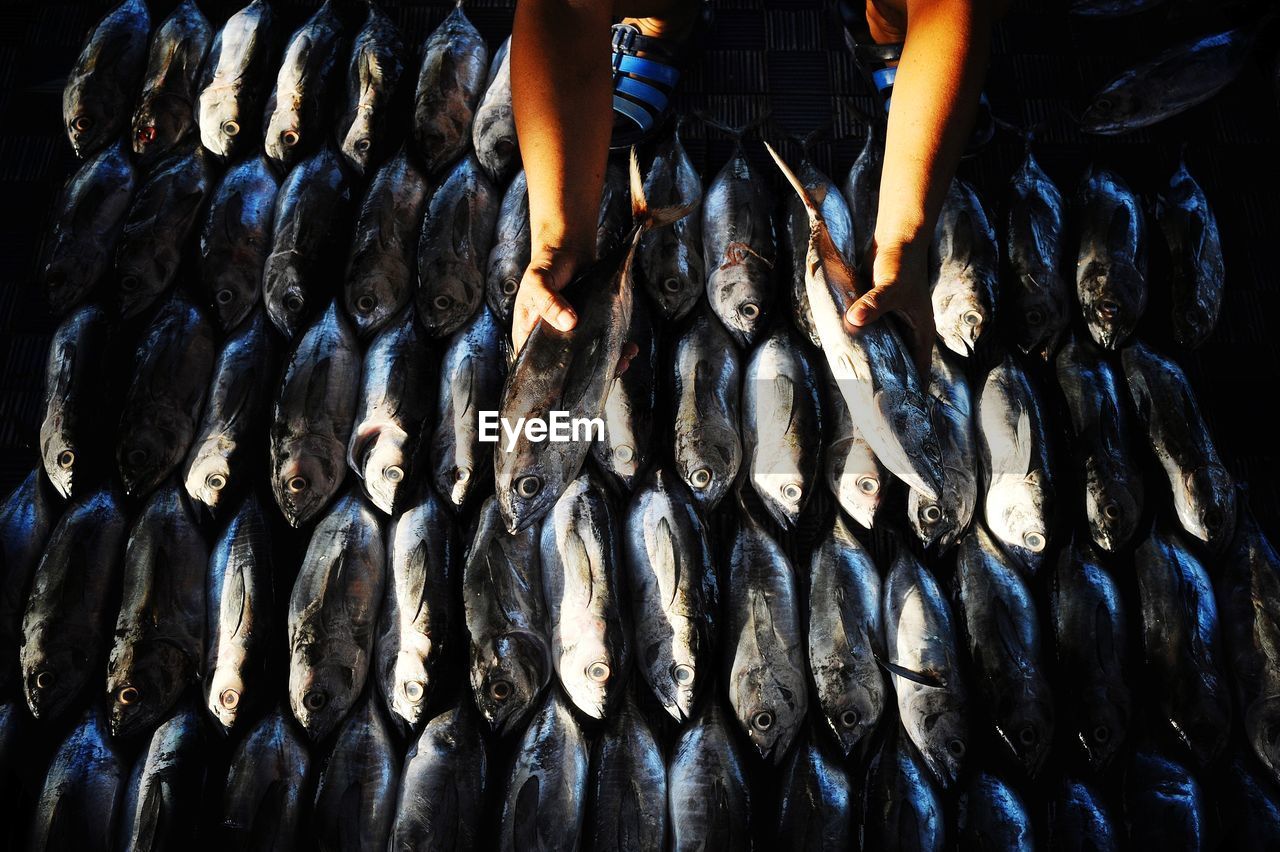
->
[832,454,882,530]
[345,266,405,340]
[1181,465,1236,551]
[486,260,522,324]
[909,491,955,551]
[471,632,549,736]
[205,665,248,731]
[755,472,806,530]
[824,686,882,758]
[184,444,232,511]
[642,232,704,321]
[902,687,969,788]
[434,447,478,510]
[1245,697,1280,782]
[1081,90,1141,135]
[264,107,305,172]
[934,283,989,356]
[64,86,118,158]
[1169,696,1231,767]
[986,477,1051,573]
[417,262,481,338]
[384,649,434,733]
[708,268,769,348]
[996,694,1054,777]
[1078,686,1128,771]
[359,436,411,515]
[1172,297,1215,350]
[1085,469,1141,553]
[339,112,377,176]
[264,262,310,340]
[22,637,86,721]
[107,640,189,738]
[559,632,621,720]
[289,652,358,741]
[40,429,79,499]
[495,452,566,535]
[131,94,188,165]
[203,257,258,332]
[272,442,343,527]
[1011,279,1068,359]
[1079,265,1143,350]
[118,406,188,498]
[731,668,805,765]
[116,254,167,319]
[197,85,248,160]
[676,431,739,515]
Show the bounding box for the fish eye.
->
[1184,309,1201,326]
[120,275,140,292]
[689,468,712,489]
[222,119,240,137]
[126,447,149,467]
[752,710,774,731]
[1098,300,1119,319]
[57,450,75,469]
[1023,531,1046,552]
[1095,97,1113,112]
[215,288,234,305]
[489,680,513,701]
[286,476,308,494]
[921,504,943,524]
[432,295,452,312]
[72,115,93,133]
[781,482,803,503]
[206,473,227,492]
[219,688,240,709]
[614,445,634,464]
[117,685,140,706]
[281,130,300,148]
[1018,725,1038,746]
[1026,309,1044,326]
[34,670,56,690]
[1092,724,1111,744]
[947,737,966,758]
[1103,502,1121,520]
[455,467,470,482]
[303,691,327,711]
[136,125,156,145]
[501,277,519,296]
[516,475,542,498]
[285,295,305,314]
[586,662,611,683]
[839,709,860,728]
[402,680,425,703]
[962,310,982,327]
[355,294,376,314]
[672,664,695,685]
[383,465,403,483]
[354,138,371,154]
[740,302,760,320]
[662,277,682,294]
[856,476,879,495]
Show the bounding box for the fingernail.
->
[555,311,577,331]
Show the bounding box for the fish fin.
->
[451,193,473,257]
[874,652,946,689]
[765,142,821,225]
[774,375,798,435]
[993,597,1032,673]
[564,528,595,609]
[872,389,938,501]
[654,517,680,610]
[513,775,541,843]
[1014,406,1034,476]
[632,147,698,232]
[222,190,246,243]
[1093,599,1115,673]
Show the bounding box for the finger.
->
[513,270,577,353]
[846,283,900,327]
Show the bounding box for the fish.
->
[1124,751,1207,849]
[1005,139,1069,359]
[863,727,946,852]
[929,178,999,356]
[741,324,823,529]
[1160,153,1224,349]
[472,37,518,185]
[412,3,489,176]
[883,547,970,788]
[908,346,977,551]
[39,304,111,499]
[287,490,385,740]
[1056,332,1144,552]
[782,141,854,347]
[63,0,151,158]
[667,696,752,851]
[725,508,808,764]
[463,497,552,736]
[344,146,432,340]
[1075,167,1147,349]
[416,154,499,337]
[0,470,58,693]
[672,299,742,514]
[106,484,208,739]
[1217,508,1280,781]
[588,697,667,852]
[348,308,434,514]
[117,700,206,851]
[824,367,887,530]
[39,140,138,315]
[130,0,213,167]
[769,143,945,502]
[592,299,656,492]
[1071,0,1166,16]
[264,0,346,171]
[807,514,886,757]
[498,689,590,852]
[956,523,1055,777]
[1136,524,1232,767]
[597,162,632,256]
[956,773,1035,850]
[313,697,400,852]
[184,309,279,512]
[270,301,361,527]
[494,153,691,532]
[27,706,128,852]
[375,485,455,733]
[540,474,630,719]
[116,294,217,499]
[636,127,705,322]
[197,0,278,161]
[484,169,530,324]
[1122,339,1236,550]
[199,154,280,331]
[976,353,1055,573]
[337,1,407,176]
[19,488,128,721]
[220,706,312,849]
[1218,752,1280,850]
[1050,538,1131,771]
[774,728,854,851]
[388,702,488,851]
[204,492,274,733]
[116,146,213,318]
[840,117,883,273]
[703,130,776,348]
[430,305,505,508]
[264,144,355,340]
[1045,779,1119,851]
[1082,25,1258,134]
[623,468,717,723]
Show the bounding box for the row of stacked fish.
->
[1,0,1276,848]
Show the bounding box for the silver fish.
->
[106,484,208,739]
[375,485,456,733]
[742,324,823,529]
[668,696,752,851]
[40,139,138,315]
[130,0,213,167]
[348,308,434,514]
[976,353,1055,573]
[1056,332,1144,552]
[1075,167,1147,349]
[39,304,111,499]
[430,305,505,509]
[484,169,530,324]
[775,728,854,851]
[726,509,808,764]
[929,178,998,357]
[264,144,355,340]
[956,773,1035,851]
[1124,751,1207,849]
[199,154,280,331]
[204,492,274,733]
[784,146,854,347]
[116,294,217,499]
[592,297,656,492]
[389,702,488,851]
[118,701,206,851]
[672,299,742,514]
[597,161,634,259]
[472,37,518,185]
[840,118,883,273]
[270,300,361,527]
[807,514,886,757]
[313,697,400,852]
[540,474,630,719]
[412,4,489,176]
[623,468,716,723]
[197,0,277,161]
[220,706,312,850]
[63,0,151,158]
[1160,153,1224,349]
[416,154,498,338]
[27,706,128,852]
[337,1,407,176]
[1006,140,1069,360]
[1136,525,1232,767]
[636,126,704,321]
[463,497,551,736]
[588,697,667,852]
[863,727,946,851]
[0,470,58,693]
[1122,339,1235,550]
[823,366,887,530]
[498,689,590,852]
[883,548,970,788]
[909,346,977,551]
[116,145,213,318]
[287,490,385,740]
[264,0,346,171]
[956,523,1055,777]
[21,489,127,721]
[1045,779,1118,851]
[184,308,279,513]
[344,146,431,340]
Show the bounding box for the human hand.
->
[846,240,935,377]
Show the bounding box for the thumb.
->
[514,265,577,354]
[846,282,901,327]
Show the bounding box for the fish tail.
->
[629,147,698,232]
[691,108,770,144]
[764,141,822,224]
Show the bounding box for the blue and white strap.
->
[611,24,680,138]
